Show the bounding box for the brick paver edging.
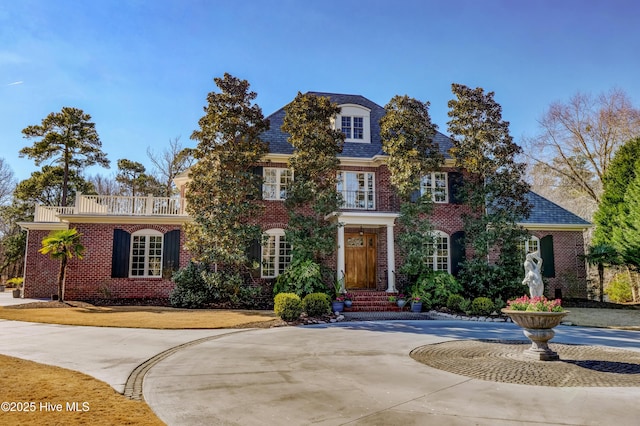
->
[411,339,640,387]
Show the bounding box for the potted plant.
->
[332,294,345,313]
[7,277,23,298]
[410,293,423,312]
[344,292,354,308]
[396,293,407,308]
[501,295,568,361]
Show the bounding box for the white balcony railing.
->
[34,193,187,222]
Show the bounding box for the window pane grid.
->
[130,234,163,277]
[421,172,448,203]
[341,116,352,138]
[261,233,292,278]
[263,168,292,200]
[353,117,364,139]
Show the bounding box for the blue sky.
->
[1,0,639,182]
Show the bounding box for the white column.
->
[337,224,345,292]
[386,223,396,293]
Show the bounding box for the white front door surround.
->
[332,212,399,293]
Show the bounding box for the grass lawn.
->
[0,303,279,329]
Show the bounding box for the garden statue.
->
[522,250,543,297]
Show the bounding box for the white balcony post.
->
[75,192,82,214]
[337,224,345,292]
[386,223,396,293]
[146,194,154,215]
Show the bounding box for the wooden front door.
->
[345,233,376,289]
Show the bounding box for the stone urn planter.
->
[502,309,568,361]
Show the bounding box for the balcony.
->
[34,193,187,222]
[339,190,401,213]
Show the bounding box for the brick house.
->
[19,93,591,301]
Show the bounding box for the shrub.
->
[302,293,331,317]
[169,262,211,308]
[5,277,23,288]
[274,293,303,321]
[605,273,633,303]
[446,294,465,311]
[459,298,472,315]
[493,297,506,310]
[273,258,327,297]
[470,297,494,316]
[419,272,463,307]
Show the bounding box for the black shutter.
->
[448,172,464,204]
[247,238,262,278]
[111,229,131,278]
[163,229,181,273]
[540,235,555,278]
[450,231,466,277]
[409,189,421,203]
[251,166,263,200]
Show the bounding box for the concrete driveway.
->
[143,321,640,426]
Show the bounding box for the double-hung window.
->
[421,172,448,203]
[263,168,292,200]
[130,230,163,277]
[337,171,375,209]
[261,229,292,278]
[425,231,450,273]
[341,116,364,140]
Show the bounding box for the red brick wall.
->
[23,223,188,300]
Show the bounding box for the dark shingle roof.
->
[522,192,591,226]
[261,92,453,159]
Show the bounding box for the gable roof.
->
[521,192,591,229]
[261,92,453,159]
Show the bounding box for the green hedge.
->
[302,293,331,317]
[274,293,303,321]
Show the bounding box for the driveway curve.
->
[144,321,640,426]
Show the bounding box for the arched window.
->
[519,235,540,257]
[261,229,292,278]
[426,231,450,273]
[130,229,163,277]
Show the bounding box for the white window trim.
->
[263,167,292,201]
[336,104,371,143]
[337,171,376,210]
[130,229,164,278]
[261,228,292,278]
[420,172,449,203]
[521,235,540,255]
[426,231,450,273]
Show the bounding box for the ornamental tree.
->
[380,95,443,279]
[186,73,269,267]
[20,107,109,206]
[282,92,344,264]
[447,83,531,299]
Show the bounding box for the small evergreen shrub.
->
[274,293,303,321]
[6,277,23,288]
[302,293,331,317]
[169,262,211,308]
[605,273,633,303]
[470,297,494,316]
[446,294,465,311]
[493,297,506,310]
[459,298,472,315]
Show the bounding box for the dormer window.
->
[337,104,371,143]
[341,116,364,140]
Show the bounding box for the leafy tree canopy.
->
[593,137,640,245]
[380,95,442,198]
[185,73,269,266]
[116,159,163,197]
[20,107,109,206]
[281,92,344,263]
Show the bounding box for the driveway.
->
[143,321,640,425]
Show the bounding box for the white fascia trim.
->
[18,221,69,231]
[520,223,592,231]
[56,215,191,225]
[327,211,399,227]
